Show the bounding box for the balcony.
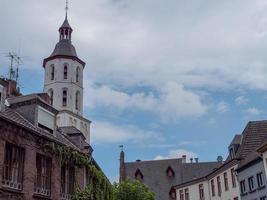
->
[34,186,51,197]
[61,193,72,200]
[2,165,23,190]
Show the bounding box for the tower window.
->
[75,91,80,110]
[50,65,55,80]
[76,67,80,83]
[64,65,68,79]
[49,89,54,105]
[62,89,67,107]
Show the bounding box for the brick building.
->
[0,7,107,200]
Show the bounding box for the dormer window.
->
[135,169,144,181]
[50,65,55,80]
[229,146,235,159]
[166,166,175,178]
[62,89,67,107]
[169,188,176,200]
[64,65,68,79]
[76,67,80,83]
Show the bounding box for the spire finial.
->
[65,0,69,20]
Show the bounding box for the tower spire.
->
[65,0,69,20]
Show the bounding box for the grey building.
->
[236,153,267,200]
[120,153,222,200]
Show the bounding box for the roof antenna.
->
[65,0,69,20]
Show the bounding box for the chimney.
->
[195,158,199,163]
[190,158,193,163]
[182,155,186,163]
[136,159,141,162]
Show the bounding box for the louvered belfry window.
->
[2,143,25,190]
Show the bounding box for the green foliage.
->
[114,179,155,200]
[43,142,114,200]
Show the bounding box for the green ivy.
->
[43,142,114,200]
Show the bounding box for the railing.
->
[2,165,22,190]
[34,186,51,197]
[61,193,72,200]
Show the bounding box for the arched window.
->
[75,91,80,110]
[76,67,80,83]
[135,169,144,181]
[166,166,175,178]
[50,65,55,80]
[62,89,67,107]
[49,89,54,105]
[64,65,68,79]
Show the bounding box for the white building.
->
[175,159,239,200]
[43,14,91,141]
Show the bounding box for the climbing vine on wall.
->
[43,142,114,200]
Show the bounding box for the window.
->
[224,172,229,191]
[35,154,52,197]
[166,166,175,178]
[75,91,80,110]
[50,65,55,80]
[185,188,189,200]
[233,197,238,200]
[76,67,80,82]
[260,196,267,200]
[257,172,264,188]
[49,89,54,105]
[179,190,184,200]
[62,89,67,107]
[169,188,176,200]
[135,169,144,181]
[199,184,204,200]
[240,180,246,194]
[231,168,237,188]
[248,176,255,191]
[61,164,75,198]
[64,65,68,79]
[211,179,215,196]
[2,143,25,190]
[217,176,222,196]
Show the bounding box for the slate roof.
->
[50,39,77,57]
[236,120,267,159]
[124,159,221,200]
[230,134,242,146]
[0,108,78,150]
[60,19,72,30]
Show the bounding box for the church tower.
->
[43,3,90,141]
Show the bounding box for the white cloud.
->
[154,149,198,162]
[235,96,248,105]
[91,120,162,144]
[245,107,263,115]
[84,81,207,120]
[216,101,229,113]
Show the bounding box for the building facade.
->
[0,9,109,200]
[236,156,267,200]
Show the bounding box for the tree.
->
[114,179,155,200]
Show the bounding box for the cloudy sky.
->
[1,0,267,181]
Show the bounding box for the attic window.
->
[169,188,176,200]
[166,166,175,178]
[135,169,144,181]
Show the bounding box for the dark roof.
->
[124,159,221,200]
[0,108,78,150]
[236,120,267,159]
[230,134,242,146]
[60,19,72,30]
[50,39,77,57]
